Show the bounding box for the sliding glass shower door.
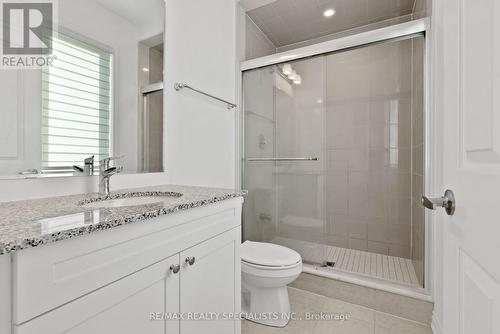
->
[242,56,328,265]
[242,35,425,288]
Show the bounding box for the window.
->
[42,33,112,170]
[388,99,399,167]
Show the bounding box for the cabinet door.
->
[180,228,241,334]
[15,254,180,334]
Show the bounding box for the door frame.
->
[237,17,435,299]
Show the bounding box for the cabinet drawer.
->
[13,198,242,324]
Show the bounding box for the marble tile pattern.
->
[242,287,433,334]
[0,185,244,255]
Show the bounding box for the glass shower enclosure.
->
[242,35,426,289]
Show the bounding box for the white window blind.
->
[42,33,112,170]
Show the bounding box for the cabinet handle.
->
[170,264,180,274]
[185,256,196,266]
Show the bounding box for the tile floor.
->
[242,287,432,334]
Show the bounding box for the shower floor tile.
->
[272,237,421,288]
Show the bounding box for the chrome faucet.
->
[99,156,123,196]
[73,155,95,176]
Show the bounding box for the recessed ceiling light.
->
[142,67,150,72]
[323,8,335,17]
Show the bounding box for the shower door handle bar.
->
[246,157,318,162]
[174,82,237,109]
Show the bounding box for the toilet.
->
[241,240,302,327]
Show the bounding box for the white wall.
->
[164,0,238,188]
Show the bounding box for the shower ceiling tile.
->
[246,0,415,47]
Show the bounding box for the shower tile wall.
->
[325,39,414,258]
[245,15,276,60]
[413,0,432,19]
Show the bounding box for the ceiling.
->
[240,0,277,11]
[246,0,415,47]
[91,0,164,27]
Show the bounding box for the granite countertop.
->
[0,185,244,255]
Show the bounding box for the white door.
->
[15,254,181,334]
[434,0,500,333]
[180,228,241,334]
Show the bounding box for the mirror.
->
[0,0,165,179]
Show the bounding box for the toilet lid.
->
[241,241,302,267]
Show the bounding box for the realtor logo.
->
[1,0,57,68]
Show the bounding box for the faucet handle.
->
[73,165,84,173]
[84,155,95,164]
[99,155,124,165]
[103,166,123,174]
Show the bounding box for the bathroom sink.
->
[78,191,183,209]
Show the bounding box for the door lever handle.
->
[422,189,456,216]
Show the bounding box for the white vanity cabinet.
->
[8,198,242,334]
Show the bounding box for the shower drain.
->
[320,261,335,268]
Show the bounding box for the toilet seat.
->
[242,259,302,279]
[242,260,301,270]
[241,241,301,268]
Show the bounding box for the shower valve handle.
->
[422,190,455,216]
